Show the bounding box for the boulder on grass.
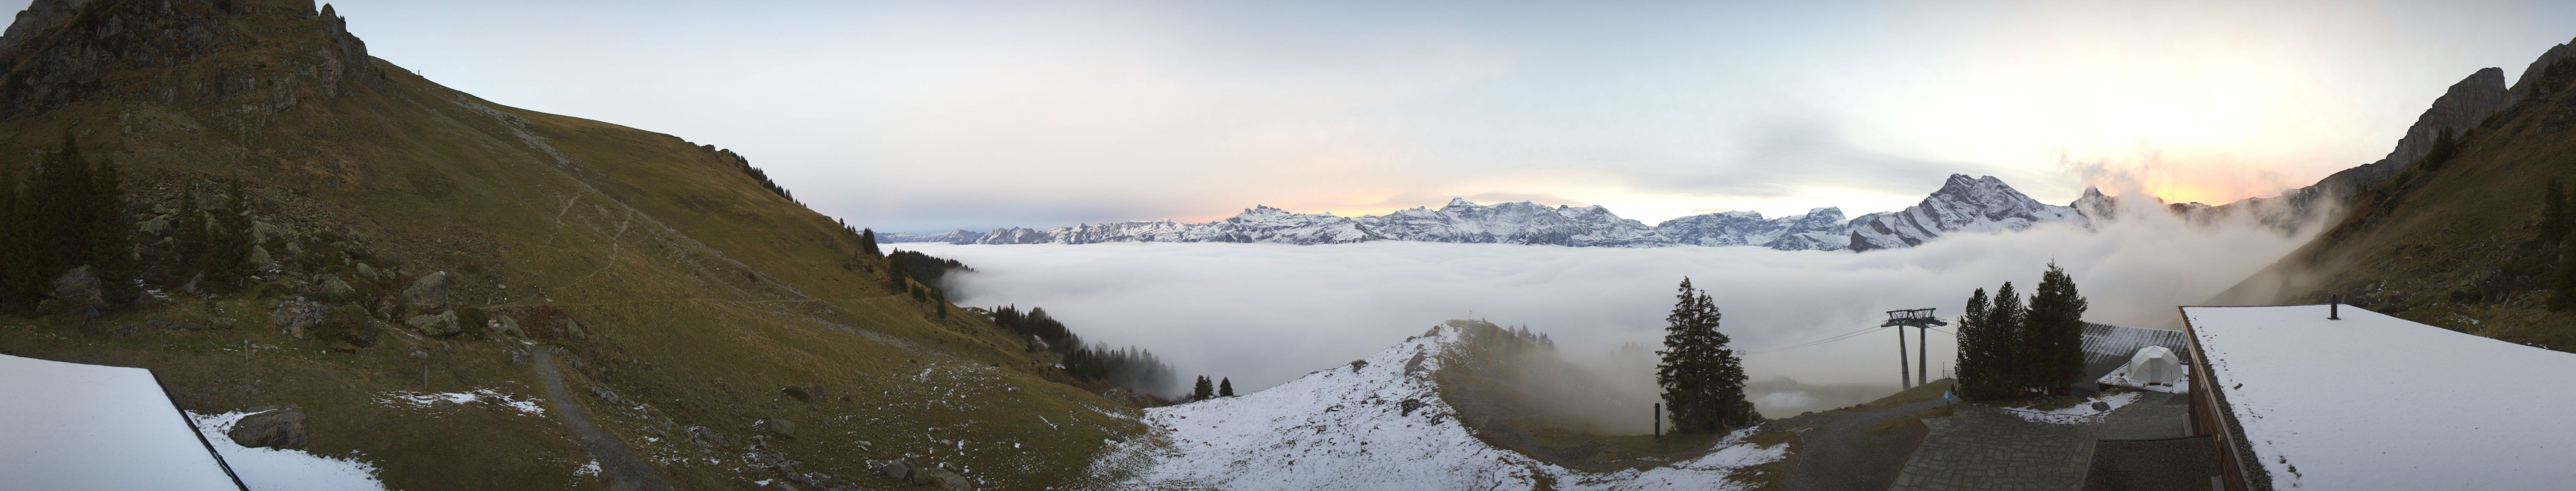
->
[404,311,461,337]
[38,266,104,316]
[227,408,308,449]
[402,271,451,314]
[754,417,795,439]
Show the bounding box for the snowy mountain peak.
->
[1847,174,2089,251]
[958,175,2096,251]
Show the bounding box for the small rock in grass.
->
[755,417,796,439]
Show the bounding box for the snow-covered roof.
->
[2183,305,2576,490]
[0,353,241,491]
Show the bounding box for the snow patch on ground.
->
[575,460,601,477]
[373,388,545,416]
[2000,391,2142,424]
[1091,322,1785,490]
[189,411,387,491]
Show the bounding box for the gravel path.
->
[532,349,674,491]
[1773,398,1947,491]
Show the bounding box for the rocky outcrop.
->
[754,417,795,439]
[34,265,102,316]
[319,274,356,297]
[227,407,309,449]
[402,271,451,314]
[2505,37,2576,108]
[0,0,384,121]
[2297,68,2507,200]
[269,298,330,339]
[0,0,86,51]
[405,310,460,337]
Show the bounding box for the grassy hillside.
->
[2219,58,2576,351]
[0,0,1140,489]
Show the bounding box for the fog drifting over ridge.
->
[901,196,2328,410]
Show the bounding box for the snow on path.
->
[1999,391,2143,424]
[1092,322,1784,491]
[188,411,385,491]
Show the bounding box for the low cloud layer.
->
[901,197,2325,411]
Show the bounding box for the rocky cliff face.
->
[0,0,383,121]
[2294,68,2507,201]
[1846,174,2089,251]
[0,0,88,51]
[2505,36,2576,108]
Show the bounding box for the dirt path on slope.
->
[532,349,675,491]
[1772,398,1946,491]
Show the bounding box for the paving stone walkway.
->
[1886,392,2186,491]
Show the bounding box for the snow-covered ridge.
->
[1845,174,2089,251]
[1089,320,1784,491]
[921,174,2096,252]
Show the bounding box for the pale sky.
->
[284,0,2576,232]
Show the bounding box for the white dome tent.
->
[2096,345,2189,393]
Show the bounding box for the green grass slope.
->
[0,0,1139,489]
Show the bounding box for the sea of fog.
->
[899,203,2321,415]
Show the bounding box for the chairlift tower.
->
[1882,308,1947,389]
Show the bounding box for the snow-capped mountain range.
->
[1087,320,1784,490]
[884,174,2095,252]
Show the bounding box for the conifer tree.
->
[2024,263,2089,393]
[202,177,256,291]
[1955,287,2009,400]
[860,228,883,257]
[88,154,138,308]
[2544,178,2569,246]
[2554,234,2576,311]
[1218,377,1234,397]
[172,188,207,263]
[1656,277,1760,433]
[0,165,29,311]
[1983,281,2026,394]
[1191,375,1214,400]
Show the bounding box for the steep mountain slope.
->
[0,1,1141,489]
[958,175,2091,252]
[1845,174,2090,251]
[2218,36,2576,350]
